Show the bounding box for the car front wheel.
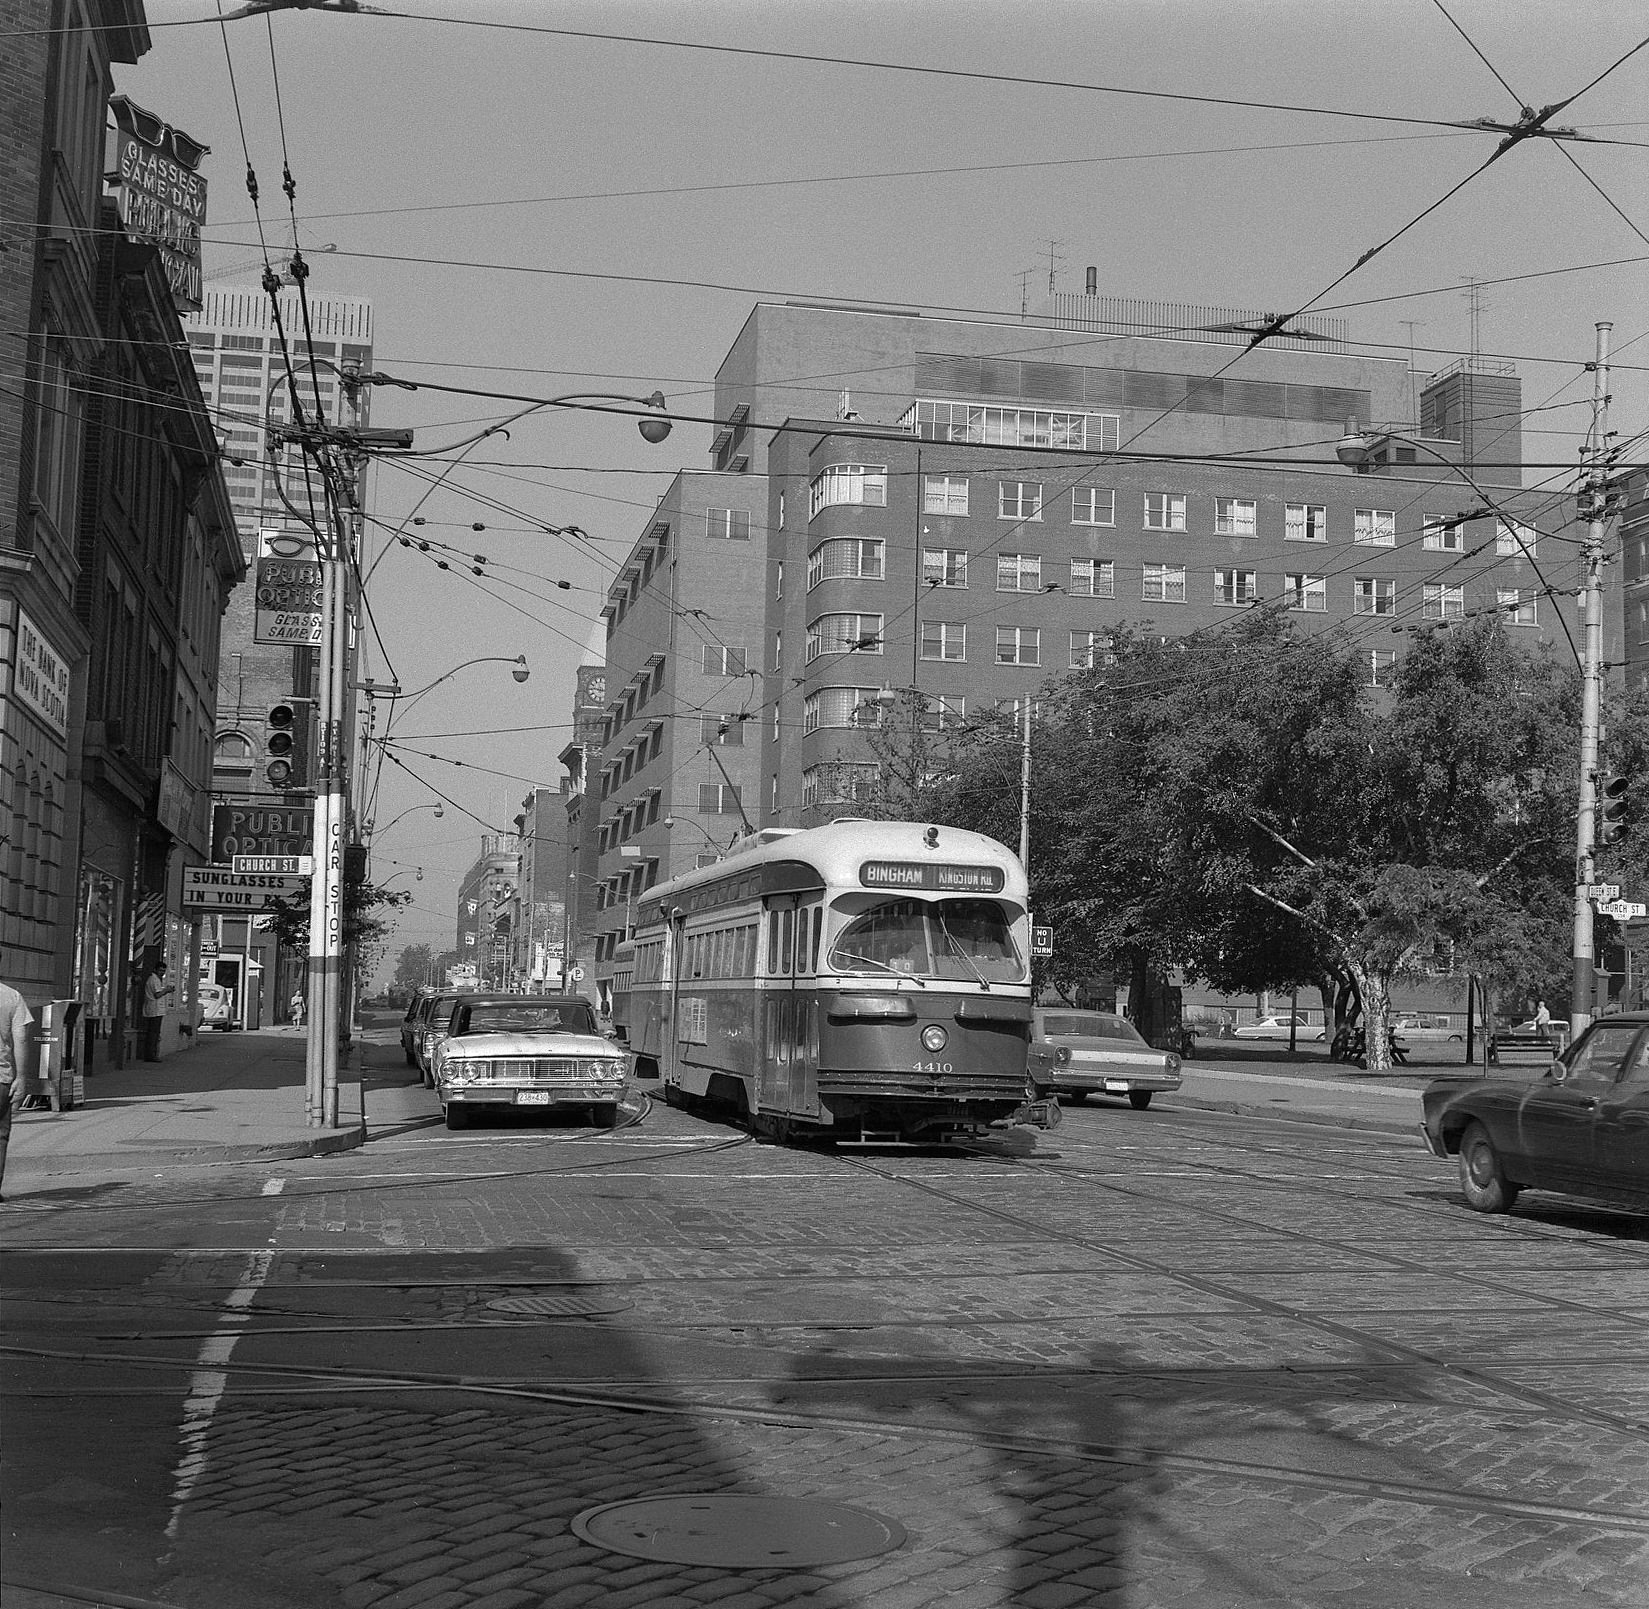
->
[1128,1090,1154,1110]
[1458,1121,1519,1213]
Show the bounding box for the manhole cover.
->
[485,1293,632,1317]
[572,1493,905,1568]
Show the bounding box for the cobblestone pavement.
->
[3,1095,1648,1609]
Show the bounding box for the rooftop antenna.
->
[1462,278,1486,371]
[1400,319,1425,426]
[1015,267,1035,321]
[1043,238,1065,298]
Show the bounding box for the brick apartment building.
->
[575,295,1586,998]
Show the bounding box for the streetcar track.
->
[8,1338,1649,1538]
[830,1152,1649,1441]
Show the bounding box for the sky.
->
[105,0,1649,971]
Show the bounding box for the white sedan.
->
[1233,1015,1325,1040]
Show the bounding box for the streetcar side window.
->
[811,907,823,973]
[767,909,780,976]
[781,908,794,976]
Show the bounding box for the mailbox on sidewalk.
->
[38,999,84,1111]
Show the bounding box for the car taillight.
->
[1056,1045,1072,1064]
[1165,1053,1181,1076]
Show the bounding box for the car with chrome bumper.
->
[1420,1010,1649,1213]
[433,993,629,1129]
[1027,1008,1182,1110]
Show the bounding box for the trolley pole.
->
[1570,321,1612,1038]
[1018,696,1032,875]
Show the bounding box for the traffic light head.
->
[266,703,297,790]
[1599,772,1630,846]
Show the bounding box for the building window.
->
[998,481,1044,520]
[706,508,751,541]
[803,687,882,731]
[1496,519,1537,557]
[920,621,967,661]
[918,694,966,731]
[1498,587,1537,626]
[1286,573,1327,612]
[1215,569,1258,605]
[1285,503,1326,542]
[1423,516,1463,552]
[922,474,969,515]
[997,553,1043,592]
[1354,577,1395,615]
[1068,559,1115,598]
[1072,486,1115,526]
[702,713,745,745]
[699,783,744,814]
[1423,583,1465,620]
[996,626,1040,666]
[1143,563,1186,602]
[802,761,880,806]
[1368,650,1396,687]
[1070,630,1112,669]
[702,645,747,675]
[807,537,884,587]
[923,548,968,587]
[907,399,1120,451]
[806,612,883,661]
[809,463,887,518]
[1144,492,1187,531]
[1214,497,1257,537]
[1354,508,1396,546]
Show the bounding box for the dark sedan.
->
[1421,1012,1649,1213]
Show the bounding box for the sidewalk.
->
[6,1026,368,1174]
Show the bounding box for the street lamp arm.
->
[374,389,673,458]
[359,655,530,723]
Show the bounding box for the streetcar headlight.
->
[921,1024,948,1053]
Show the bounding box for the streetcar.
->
[618,818,1047,1143]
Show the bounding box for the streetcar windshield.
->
[828,897,1024,983]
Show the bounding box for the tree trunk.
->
[1348,961,1395,1071]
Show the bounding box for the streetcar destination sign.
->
[233,855,313,875]
[859,860,1005,893]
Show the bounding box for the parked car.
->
[1420,1011,1649,1213]
[432,993,628,1129]
[400,991,431,1065]
[1233,1014,1325,1040]
[1392,1015,1465,1042]
[1027,1008,1182,1110]
[414,992,463,1087]
[198,981,234,1031]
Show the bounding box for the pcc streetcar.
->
[617,818,1039,1142]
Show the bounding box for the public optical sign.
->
[254,530,325,646]
[859,861,1005,893]
[109,96,207,312]
[213,803,312,862]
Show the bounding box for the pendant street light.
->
[369,801,443,838]
[357,654,529,720]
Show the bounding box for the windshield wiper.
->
[935,910,990,991]
[831,951,926,987]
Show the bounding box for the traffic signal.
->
[265,703,297,789]
[1599,772,1630,846]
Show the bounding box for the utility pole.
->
[1570,321,1612,1037]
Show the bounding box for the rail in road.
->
[2,1078,1647,1609]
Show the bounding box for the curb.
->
[1167,1093,1418,1138]
[13,1124,367,1171]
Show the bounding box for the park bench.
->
[1488,1028,1560,1065]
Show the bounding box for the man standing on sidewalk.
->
[0,953,35,1200]
[141,962,173,1062]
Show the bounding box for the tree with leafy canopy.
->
[933,612,1609,1069]
[260,879,413,971]
[393,943,435,996]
